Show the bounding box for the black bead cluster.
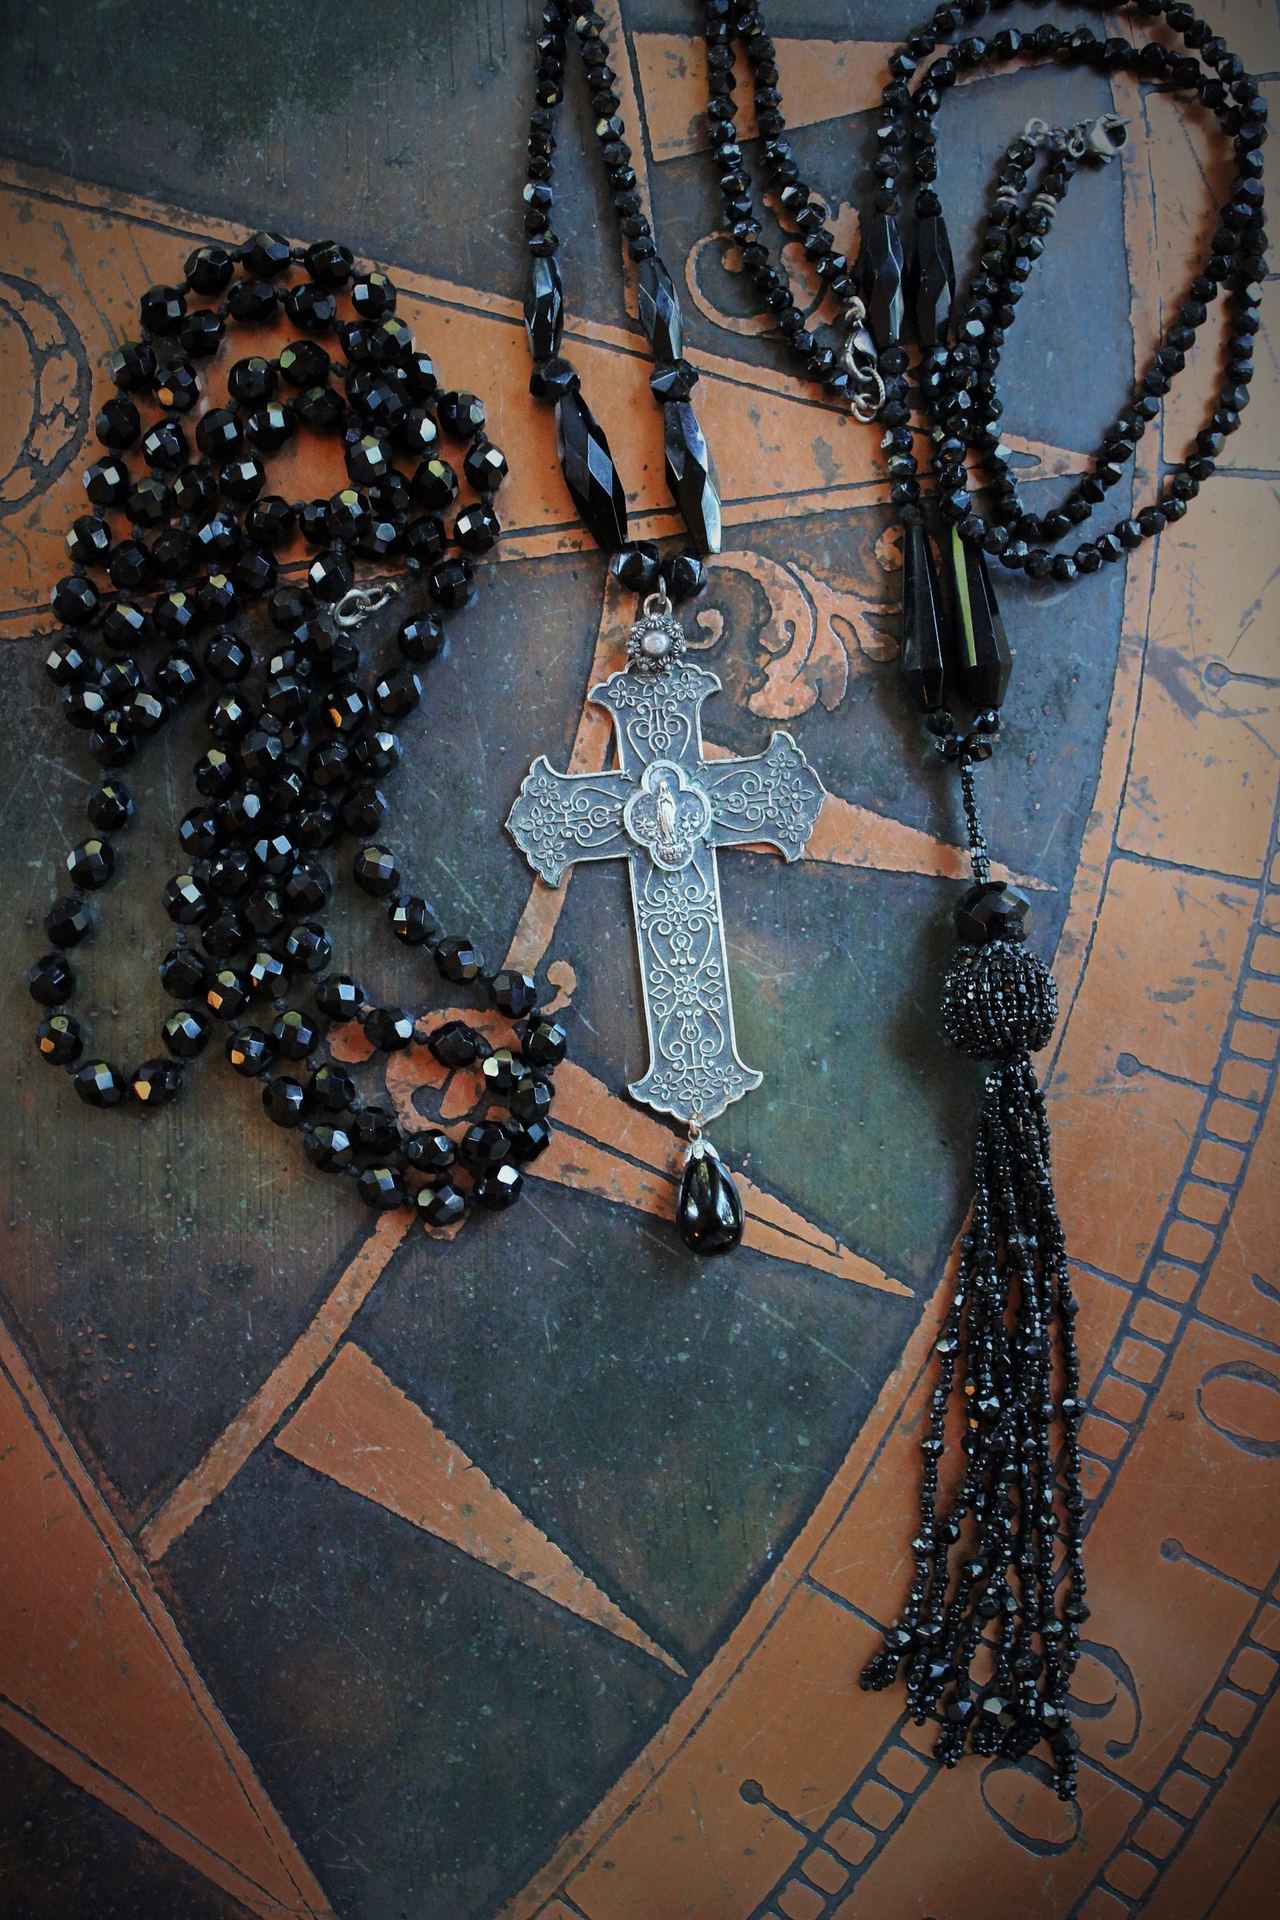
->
[521,4,717,586]
[34,234,568,1231]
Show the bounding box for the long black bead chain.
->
[522,2,722,594]
[32,233,569,1230]
[698,0,1266,1797]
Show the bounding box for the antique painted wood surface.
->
[0,2,1277,1916]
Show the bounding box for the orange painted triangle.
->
[277,1343,685,1677]
[0,1315,333,1920]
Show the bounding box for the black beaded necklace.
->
[32,235,569,1232]
[699,0,1266,1798]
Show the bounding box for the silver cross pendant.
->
[506,600,826,1132]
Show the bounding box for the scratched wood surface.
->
[0,3,1277,1917]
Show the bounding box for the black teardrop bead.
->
[677,1141,744,1255]
[912,213,956,348]
[859,211,905,349]
[950,528,1012,710]
[900,520,948,712]
[554,389,628,552]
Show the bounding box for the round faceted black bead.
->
[229,355,277,405]
[63,683,108,732]
[352,730,401,777]
[184,244,235,294]
[51,575,99,626]
[45,896,92,947]
[296,804,338,850]
[308,550,355,601]
[155,650,200,700]
[247,949,287,999]
[46,642,95,687]
[463,441,508,491]
[140,284,186,333]
[126,471,170,524]
[131,1059,184,1107]
[163,872,211,924]
[436,390,486,437]
[480,1048,530,1098]
[153,360,200,412]
[345,434,394,487]
[159,948,208,999]
[357,1164,408,1210]
[271,1008,319,1059]
[307,1064,357,1113]
[282,923,332,974]
[955,881,1030,946]
[459,1120,514,1171]
[227,279,278,324]
[353,845,402,897]
[402,1129,456,1181]
[84,457,129,506]
[367,317,413,367]
[664,551,709,601]
[611,543,662,594]
[86,780,133,832]
[178,308,225,357]
[285,283,337,332]
[412,457,458,510]
[227,1027,274,1076]
[341,785,389,836]
[305,239,354,287]
[66,514,111,566]
[351,1106,398,1156]
[520,1017,567,1069]
[350,272,396,319]
[162,1007,211,1057]
[221,455,267,503]
[508,1117,553,1162]
[142,419,188,471]
[489,969,538,1019]
[242,230,292,277]
[200,908,248,958]
[196,405,243,459]
[474,1162,524,1210]
[295,384,346,430]
[282,865,330,917]
[36,1013,83,1065]
[399,408,438,458]
[388,894,440,946]
[363,1005,416,1052]
[304,1123,356,1172]
[106,542,151,592]
[418,1183,466,1228]
[67,838,114,889]
[278,337,330,387]
[29,952,74,1007]
[434,934,484,984]
[110,341,156,390]
[508,1075,552,1126]
[204,633,253,682]
[205,967,251,1019]
[454,504,500,553]
[262,1077,307,1126]
[403,353,438,400]
[427,1020,488,1069]
[197,573,238,623]
[397,612,444,662]
[95,395,141,449]
[246,402,296,453]
[427,557,475,611]
[373,667,421,717]
[528,357,581,401]
[151,591,199,641]
[74,1059,127,1108]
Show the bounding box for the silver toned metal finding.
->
[334,584,396,629]
[839,294,886,423]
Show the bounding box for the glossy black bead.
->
[67,838,114,890]
[51,575,99,626]
[66,515,111,566]
[434,934,485,984]
[351,272,397,319]
[227,1027,274,1076]
[636,254,683,362]
[36,1014,83,1066]
[140,284,186,333]
[955,881,1030,946]
[305,239,354,287]
[387,894,439,947]
[363,1006,416,1052]
[520,1016,567,1069]
[912,212,956,346]
[74,1060,127,1108]
[185,244,234,294]
[860,212,906,347]
[352,845,402,897]
[949,529,1012,710]
[204,968,252,1020]
[247,948,287,999]
[611,544,661,594]
[29,952,74,1006]
[427,557,475,611]
[663,401,722,555]
[900,519,948,711]
[436,390,486,437]
[664,551,708,601]
[282,923,333,975]
[109,342,156,391]
[417,1183,466,1228]
[397,612,445,663]
[474,1162,524,1210]
[428,1020,488,1069]
[307,1064,357,1115]
[263,1077,307,1126]
[304,1123,356,1172]
[678,1142,744,1254]
[412,457,458,510]
[45,896,92,948]
[95,396,141,449]
[352,1106,398,1156]
[524,252,565,361]
[555,389,628,550]
[162,1007,211,1058]
[459,1120,513,1171]
[153,360,200,413]
[84,457,129,507]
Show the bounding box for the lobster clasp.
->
[1085,115,1128,162]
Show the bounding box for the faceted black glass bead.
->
[242,230,292,277]
[363,1006,416,1052]
[131,1060,183,1108]
[246,402,296,453]
[272,1007,319,1060]
[529,356,581,402]
[508,1117,552,1162]
[463,440,508,492]
[67,838,114,890]
[663,401,722,556]
[899,519,948,712]
[45,896,92,946]
[200,908,248,958]
[205,969,251,1019]
[66,514,111,566]
[912,213,956,348]
[227,1027,274,1076]
[427,557,475,611]
[140,285,186,333]
[85,780,133,834]
[509,1075,552,1126]
[278,337,330,388]
[95,396,141,449]
[307,551,354,602]
[664,551,708,601]
[481,1049,530,1100]
[352,729,401,777]
[262,1077,307,1127]
[611,544,661,594]
[247,948,287,999]
[344,434,393,487]
[950,529,1012,710]
[226,357,276,408]
[474,1162,524,1210]
[350,272,397,319]
[305,240,354,287]
[436,391,485,437]
[460,1120,513,1171]
[304,1123,356,1172]
[126,470,170,523]
[520,1017,567,1069]
[63,684,108,732]
[220,455,267,503]
[162,1007,211,1058]
[153,360,200,413]
[649,361,700,401]
[489,969,539,1018]
[197,573,237,623]
[388,894,439,946]
[955,881,1030,946]
[159,948,208,998]
[340,784,388,837]
[227,280,278,324]
[367,316,413,367]
[402,1129,456,1182]
[282,923,332,974]
[678,1142,744,1253]
[454,505,500,553]
[36,1014,83,1066]
[555,389,628,551]
[418,1183,466,1228]
[434,935,485,984]
[29,953,74,1007]
[352,1106,398,1156]
[524,252,565,361]
[397,612,444,661]
[637,255,683,362]
[403,353,438,401]
[46,642,94,687]
[412,458,458,511]
[859,211,906,348]
[307,1064,357,1114]
[428,1020,488,1069]
[185,244,235,295]
[104,542,150,593]
[179,309,225,358]
[84,457,129,506]
[110,342,156,390]
[163,872,211,925]
[74,1060,127,1108]
[142,419,188,471]
[285,283,337,332]
[51,575,99,625]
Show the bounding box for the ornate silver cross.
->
[506,644,825,1127]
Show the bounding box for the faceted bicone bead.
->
[402,1129,456,1181]
[263,1077,307,1126]
[860,211,906,347]
[162,1008,211,1057]
[304,1123,356,1172]
[358,1164,408,1210]
[677,1140,744,1254]
[434,935,485,984]
[226,1027,274,1076]
[428,1019,487,1069]
[131,1059,183,1107]
[418,1183,466,1228]
[637,255,683,363]
[899,519,948,712]
[363,1006,416,1052]
[29,953,74,1006]
[555,389,628,551]
[955,881,1030,946]
[524,251,565,361]
[474,1162,524,1209]
[74,1059,127,1108]
[37,1013,82,1065]
[949,529,1012,710]
[520,1016,567,1069]
[68,838,114,889]
[663,401,722,555]
[912,213,956,348]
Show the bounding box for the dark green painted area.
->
[0,3,1143,1914]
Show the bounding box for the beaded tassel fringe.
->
[863,877,1088,1800]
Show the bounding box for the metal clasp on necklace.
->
[1023,114,1128,162]
[839,294,885,423]
[333,583,397,629]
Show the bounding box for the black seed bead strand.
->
[35,236,558,1227]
